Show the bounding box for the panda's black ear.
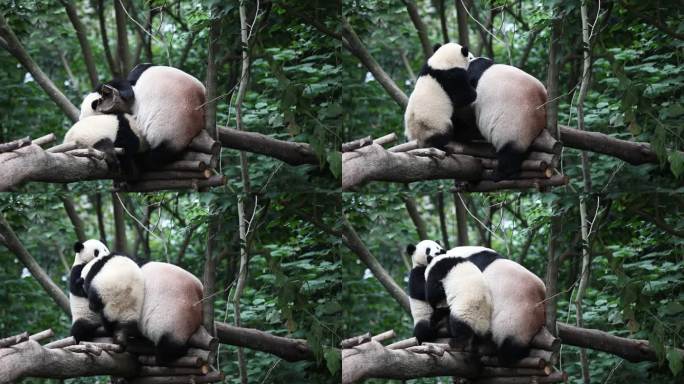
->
[461,45,469,57]
[406,244,416,256]
[94,249,99,257]
[432,43,442,53]
[91,99,100,111]
[73,242,84,253]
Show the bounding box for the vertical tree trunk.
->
[203,215,217,338]
[205,15,219,139]
[401,195,428,240]
[436,192,450,248]
[402,0,433,59]
[90,193,107,244]
[453,192,469,246]
[455,0,469,47]
[546,14,561,138]
[111,192,127,254]
[545,215,561,336]
[114,0,131,75]
[438,0,449,43]
[97,0,119,77]
[61,195,86,243]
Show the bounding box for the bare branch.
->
[114,0,131,74]
[60,194,87,242]
[401,0,433,60]
[214,322,314,362]
[401,195,428,240]
[96,0,119,77]
[59,0,99,88]
[217,127,319,166]
[0,13,79,122]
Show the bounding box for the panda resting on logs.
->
[78,64,206,170]
[69,239,109,342]
[406,240,448,342]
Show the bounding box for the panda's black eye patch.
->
[461,46,469,57]
[94,249,99,257]
[426,247,431,256]
[91,99,100,110]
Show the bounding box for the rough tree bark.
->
[455,0,470,47]
[401,0,433,60]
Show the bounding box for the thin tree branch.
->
[401,195,428,240]
[401,0,433,60]
[59,0,99,88]
[61,194,86,243]
[97,0,119,77]
[114,0,131,75]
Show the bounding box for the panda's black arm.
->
[438,68,477,108]
[408,266,427,300]
[87,287,105,312]
[69,265,86,297]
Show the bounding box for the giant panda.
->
[451,246,546,364]
[406,240,448,342]
[80,252,145,346]
[64,113,147,177]
[80,64,206,169]
[404,43,478,149]
[457,57,548,178]
[138,261,204,362]
[424,249,492,350]
[69,239,109,342]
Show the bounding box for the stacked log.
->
[343,129,567,192]
[1,327,223,383]
[342,327,567,383]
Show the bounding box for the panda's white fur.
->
[79,92,103,120]
[69,239,109,341]
[64,114,146,151]
[425,251,492,341]
[139,262,203,362]
[406,240,448,342]
[80,253,144,345]
[464,58,547,177]
[448,245,546,363]
[404,43,475,148]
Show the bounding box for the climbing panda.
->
[79,64,206,168]
[404,43,478,149]
[79,252,145,346]
[406,240,448,342]
[460,57,548,177]
[69,239,109,342]
[424,248,492,350]
[138,262,204,362]
[454,246,546,364]
[64,113,147,177]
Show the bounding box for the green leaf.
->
[327,151,341,179]
[324,348,341,375]
[666,347,683,376]
[668,150,684,178]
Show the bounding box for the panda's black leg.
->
[137,142,182,171]
[70,319,101,342]
[117,153,141,181]
[93,139,122,176]
[413,319,437,344]
[156,333,188,363]
[497,337,530,365]
[447,315,474,346]
[424,132,452,152]
[87,287,105,312]
[495,142,526,180]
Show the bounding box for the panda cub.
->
[69,239,109,342]
[404,42,478,149]
[79,252,144,346]
[424,247,492,349]
[406,240,448,342]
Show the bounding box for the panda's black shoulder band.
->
[467,250,502,271]
[84,254,115,290]
[127,63,154,85]
[408,266,427,300]
[69,264,87,297]
[467,58,494,88]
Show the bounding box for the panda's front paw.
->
[413,320,436,344]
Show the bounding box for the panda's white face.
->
[428,43,470,71]
[74,239,110,265]
[409,240,444,267]
[79,92,104,120]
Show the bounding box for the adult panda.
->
[138,262,204,362]
[79,252,145,346]
[452,246,546,364]
[69,239,109,342]
[64,113,146,177]
[459,57,548,178]
[404,43,478,149]
[424,248,492,350]
[406,240,448,342]
[80,64,206,168]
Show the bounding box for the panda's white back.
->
[442,261,491,336]
[82,255,144,324]
[69,293,99,324]
[64,115,120,146]
[473,64,547,151]
[404,76,453,142]
[132,66,206,152]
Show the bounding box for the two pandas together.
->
[407,240,546,365]
[404,42,547,179]
[64,64,205,179]
[69,239,203,363]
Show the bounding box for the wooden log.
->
[138,366,206,376]
[32,133,56,147]
[341,332,371,348]
[65,148,106,160]
[181,151,217,170]
[445,142,497,158]
[342,136,372,152]
[126,340,156,355]
[407,148,447,158]
[44,336,76,349]
[480,158,549,172]
[188,130,220,155]
[472,371,566,383]
[116,175,225,192]
[0,331,28,348]
[371,330,396,344]
[374,133,397,146]
[530,327,560,352]
[137,170,212,180]
[482,170,553,180]
[388,140,419,152]
[454,175,568,192]
[187,348,214,363]
[480,367,550,377]
[531,130,562,155]
[480,356,546,369]
[80,342,124,353]
[187,327,218,351]
[127,371,224,384]
[46,142,78,153]
[406,344,447,356]
[0,136,31,153]
[528,152,558,169]
[64,343,102,355]
[528,349,558,364]
[386,337,419,350]
[138,355,205,368]
[160,160,207,172]
[29,329,54,343]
